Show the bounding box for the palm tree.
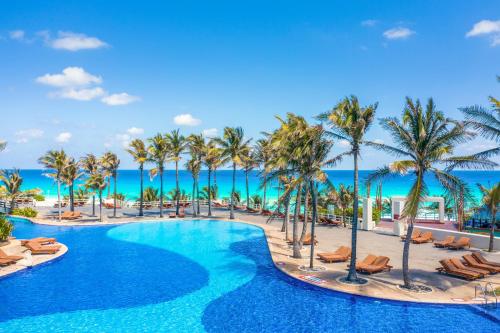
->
[239,147,258,209]
[217,127,251,219]
[80,154,99,216]
[166,129,187,215]
[317,95,377,283]
[86,171,107,222]
[477,183,500,252]
[336,184,354,227]
[367,97,494,289]
[101,152,120,218]
[39,149,68,222]
[148,134,170,218]
[186,157,201,217]
[126,139,148,217]
[0,169,23,213]
[61,158,82,212]
[187,134,205,216]
[203,141,223,217]
[255,137,272,212]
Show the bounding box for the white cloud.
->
[361,20,378,27]
[373,139,384,144]
[339,139,350,148]
[15,129,44,143]
[383,27,415,40]
[52,87,105,101]
[55,132,72,143]
[9,30,25,41]
[36,67,102,87]
[115,133,132,148]
[174,113,201,126]
[466,20,500,47]
[49,31,108,51]
[202,128,218,138]
[127,127,144,135]
[101,93,140,106]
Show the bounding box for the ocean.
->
[13,169,499,204]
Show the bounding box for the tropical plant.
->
[477,183,500,252]
[11,207,38,218]
[239,147,258,209]
[336,184,354,227]
[216,127,251,219]
[186,156,201,217]
[367,97,494,289]
[318,95,377,283]
[126,139,148,217]
[81,154,100,216]
[0,169,23,213]
[250,194,262,207]
[148,134,170,218]
[143,186,159,202]
[187,134,206,215]
[86,172,107,222]
[165,129,187,215]
[39,149,68,221]
[61,157,82,212]
[0,214,13,242]
[101,152,120,217]
[203,141,223,216]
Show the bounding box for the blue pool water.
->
[0,217,498,332]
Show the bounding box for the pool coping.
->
[17,215,498,306]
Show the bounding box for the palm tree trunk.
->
[208,168,212,217]
[214,169,217,188]
[284,196,290,240]
[113,173,117,218]
[92,195,95,216]
[230,162,236,219]
[245,169,250,209]
[159,169,164,218]
[196,177,200,215]
[99,191,103,222]
[347,149,360,282]
[262,173,267,211]
[139,165,144,217]
[309,181,318,269]
[192,176,196,217]
[175,160,180,215]
[292,183,303,258]
[402,220,414,287]
[57,177,61,222]
[70,183,74,212]
[299,181,310,244]
[281,194,288,232]
[489,207,496,252]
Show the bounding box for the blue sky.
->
[0,0,499,169]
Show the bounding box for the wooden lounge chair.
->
[168,212,176,218]
[412,231,433,244]
[0,258,16,266]
[178,209,185,218]
[449,258,489,277]
[434,236,455,248]
[20,237,57,246]
[401,229,421,241]
[472,252,500,268]
[24,241,60,255]
[462,254,500,273]
[353,254,378,270]
[0,249,23,262]
[447,237,471,250]
[358,256,392,274]
[318,246,351,263]
[302,234,318,245]
[436,259,481,280]
[61,211,81,220]
[246,207,259,213]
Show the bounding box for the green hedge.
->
[11,207,38,218]
[0,215,13,241]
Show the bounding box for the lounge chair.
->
[358,256,392,274]
[178,209,185,218]
[20,237,57,246]
[302,234,318,245]
[168,212,176,218]
[0,249,23,262]
[401,229,421,241]
[472,252,500,268]
[0,258,16,266]
[447,237,471,250]
[449,258,489,277]
[436,259,481,280]
[317,246,351,263]
[434,236,455,248]
[353,254,378,270]
[246,207,259,213]
[24,241,60,255]
[462,254,500,273]
[61,211,81,220]
[412,231,433,244]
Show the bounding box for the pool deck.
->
[12,205,500,304]
[0,239,68,278]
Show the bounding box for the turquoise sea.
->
[14,169,499,204]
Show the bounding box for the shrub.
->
[33,194,45,201]
[0,215,13,241]
[372,207,381,224]
[11,207,38,218]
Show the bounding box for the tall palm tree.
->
[187,134,205,215]
[165,129,187,215]
[477,183,500,252]
[101,152,121,218]
[203,141,223,217]
[217,127,251,219]
[80,154,99,216]
[255,137,273,212]
[367,97,494,289]
[239,147,258,209]
[186,157,201,217]
[126,139,148,217]
[148,134,170,218]
[61,158,82,212]
[336,184,354,227]
[39,149,68,222]
[317,95,377,283]
[0,169,23,213]
[86,171,107,222]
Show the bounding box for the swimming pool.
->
[0,218,498,332]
